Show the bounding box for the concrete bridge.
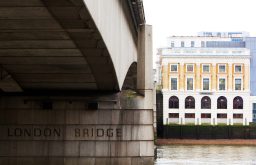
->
[0,0,154,165]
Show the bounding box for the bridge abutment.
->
[0,93,154,165]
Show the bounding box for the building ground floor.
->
[162,91,252,125]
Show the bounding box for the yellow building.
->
[159,43,251,125]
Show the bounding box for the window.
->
[187,78,194,90]
[191,41,195,47]
[201,96,211,109]
[185,113,195,118]
[201,41,205,47]
[201,113,211,118]
[253,103,256,110]
[235,78,242,90]
[235,65,242,73]
[185,96,195,109]
[202,64,210,73]
[181,41,184,47]
[233,114,243,119]
[169,113,179,118]
[233,96,243,109]
[171,41,175,48]
[171,78,177,90]
[203,78,210,90]
[205,32,212,36]
[186,64,194,72]
[169,96,179,109]
[219,78,226,90]
[170,64,178,72]
[218,64,226,73]
[217,114,227,118]
[217,96,227,109]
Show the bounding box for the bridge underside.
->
[0,1,154,165]
[0,0,119,92]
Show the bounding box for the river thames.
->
[155,145,256,165]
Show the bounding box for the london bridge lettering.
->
[74,128,122,137]
[7,128,61,137]
[6,127,122,139]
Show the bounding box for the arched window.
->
[201,96,211,109]
[185,96,195,109]
[169,96,179,108]
[217,96,227,109]
[233,96,243,109]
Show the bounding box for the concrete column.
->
[179,63,184,91]
[179,113,185,125]
[196,64,201,91]
[162,65,169,90]
[153,84,157,131]
[137,25,153,109]
[212,64,216,91]
[244,65,250,91]
[228,63,233,91]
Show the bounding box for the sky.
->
[143,0,256,54]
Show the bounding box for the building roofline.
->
[167,36,243,38]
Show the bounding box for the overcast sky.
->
[143,0,256,53]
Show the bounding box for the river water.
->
[155,145,256,165]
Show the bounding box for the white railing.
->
[201,118,211,124]
[185,118,195,124]
[168,118,179,124]
[217,119,227,124]
[233,118,243,124]
[162,48,250,56]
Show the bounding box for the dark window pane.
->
[169,96,179,108]
[169,113,179,118]
[233,114,243,118]
[217,96,227,109]
[233,96,243,109]
[219,78,226,90]
[185,113,195,118]
[201,113,211,118]
[217,113,227,118]
[201,96,211,109]
[185,96,195,109]
[171,78,177,90]
[187,78,193,90]
[203,78,210,90]
[235,79,241,90]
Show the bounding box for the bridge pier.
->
[0,0,154,163]
[0,93,154,165]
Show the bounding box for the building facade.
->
[251,96,256,122]
[159,34,252,125]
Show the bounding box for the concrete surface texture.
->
[0,96,154,165]
[0,0,154,164]
[0,0,141,91]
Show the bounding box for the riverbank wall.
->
[156,139,256,145]
[159,125,256,139]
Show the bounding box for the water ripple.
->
[155,145,256,165]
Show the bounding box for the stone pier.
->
[0,96,154,165]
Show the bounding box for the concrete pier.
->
[0,96,154,165]
[0,0,154,164]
